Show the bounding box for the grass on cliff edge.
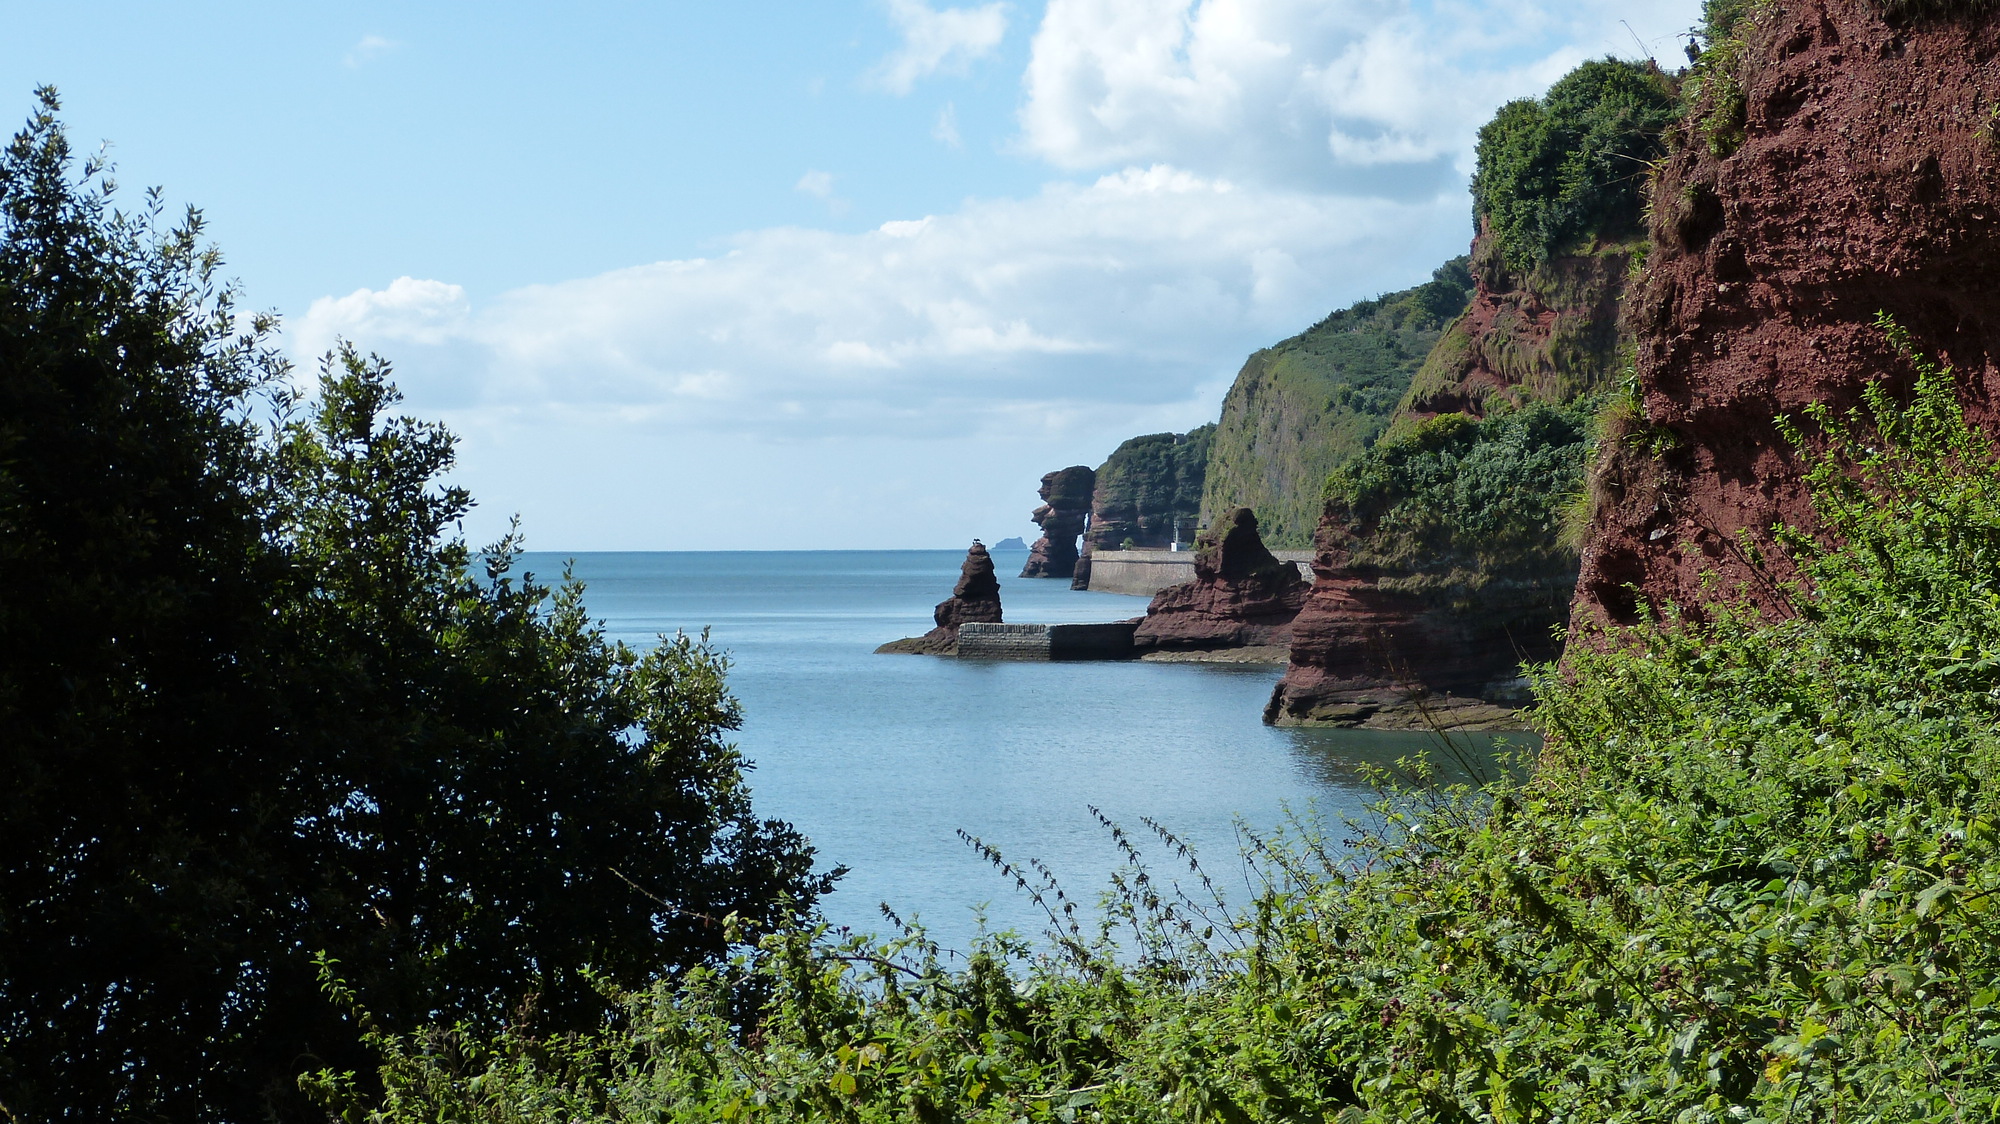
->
[315,330,2000,1122]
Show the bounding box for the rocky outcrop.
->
[1200,262,1475,549]
[1020,466,1094,579]
[1264,59,1666,727]
[1262,513,1561,728]
[877,542,1003,655]
[1134,508,1307,654]
[1263,236,1623,726]
[1573,1,2000,629]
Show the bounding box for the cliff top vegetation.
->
[1471,58,1677,269]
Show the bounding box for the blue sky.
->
[4,0,1701,550]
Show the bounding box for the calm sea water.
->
[521,549,1527,953]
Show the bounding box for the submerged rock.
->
[877,542,1003,655]
[1132,507,1307,654]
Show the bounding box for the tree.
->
[1470,58,1678,268]
[0,89,833,1121]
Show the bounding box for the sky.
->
[4,0,1702,550]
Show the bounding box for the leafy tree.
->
[0,89,831,1121]
[1471,59,1678,268]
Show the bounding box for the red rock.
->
[1020,466,1094,579]
[1572,2,2000,630]
[877,542,1003,654]
[1262,507,1562,727]
[1134,508,1306,651]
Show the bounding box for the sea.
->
[520,548,1530,955]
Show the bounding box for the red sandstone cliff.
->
[1573,1,2000,629]
[1133,507,1306,654]
[1266,233,1629,727]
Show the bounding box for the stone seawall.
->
[1084,549,1313,596]
[957,621,1138,660]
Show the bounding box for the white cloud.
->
[872,0,1009,95]
[343,34,400,68]
[296,0,1707,549]
[795,169,836,198]
[291,167,1466,444]
[934,101,963,148]
[1018,0,1702,192]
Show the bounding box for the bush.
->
[0,91,830,1120]
[1323,402,1591,605]
[1471,59,1678,269]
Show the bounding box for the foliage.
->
[0,91,829,1121]
[1324,402,1590,606]
[1472,59,1678,269]
[1201,259,1475,548]
[336,325,2000,1124]
[1087,426,1215,551]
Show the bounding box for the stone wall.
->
[956,621,1139,660]
[1083,549,1312,596]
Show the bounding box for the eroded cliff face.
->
[1574,1,2000,629]
[1199,263,1475,549]
[1399,233,1634,424]
[1084,427,1212,554]
[1133,507,1306,655]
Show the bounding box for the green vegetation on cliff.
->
[1199,259,1474,548]
[1087,426,1214,551]
[1471,59,1677,269]
[1325,402,1589,608]
[329,353,2000,1123]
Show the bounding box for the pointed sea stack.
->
[1020,466,1094,579]
[1133,507,1307,656]
[876,542,1004,654]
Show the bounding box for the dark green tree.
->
[0,89,832,1121]
[1470,58,1678,268]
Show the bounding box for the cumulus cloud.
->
[872,0,1009,94]
[292,166,1467,442]
[297,0,1705,548]
[1018,0,1701,192]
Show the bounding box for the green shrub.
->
[0,91,829,1121]
[1323,402,1591,604]
[1472,60,1678,269]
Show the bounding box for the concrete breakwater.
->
[1083,549,1313,596]
[956,621,1138,660]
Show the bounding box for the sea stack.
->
[1020,466,1094,579]
[876,542,1003,654]
[1132,507,1307,656]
